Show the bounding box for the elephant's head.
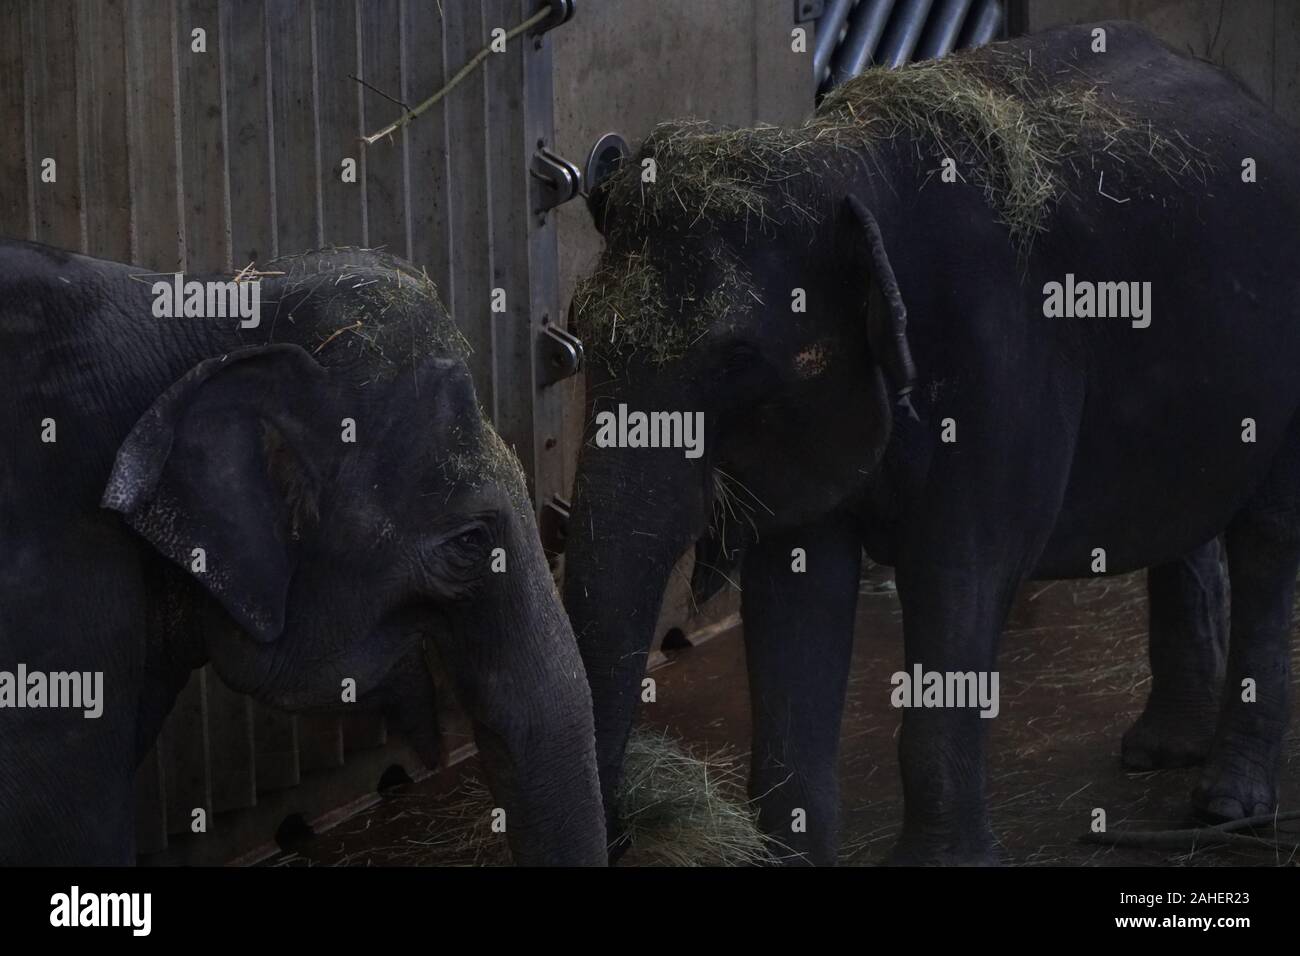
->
[566,123,913,834]
[103,343,605,865]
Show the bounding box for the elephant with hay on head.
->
[564,20,1299,865]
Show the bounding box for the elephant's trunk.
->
[562,443,707,838]
[469,697,605,866]
[436,504,607,866]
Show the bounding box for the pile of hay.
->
[576,45,1211,371]
[410,729,778,866]
[613,729,779,866]
[812,48,1211,246]
[601,120,823,239]
[596,43,1211,252]
[570,240,760,368]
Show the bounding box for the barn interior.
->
[1,0,1298,870]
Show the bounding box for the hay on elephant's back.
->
[599,41,1211,251]
[403,729,779,866]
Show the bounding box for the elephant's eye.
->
[419,514,499,600]
[721,341,760,374]
[455,530,477,545]
[448,525,491,560]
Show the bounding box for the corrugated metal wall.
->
[0,0,569,862]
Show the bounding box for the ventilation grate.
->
[814,0,1006,96]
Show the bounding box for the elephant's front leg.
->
[741,514,862,866]
[889,460,1071,868]
[890,549,1033,866]
[1122,538,1228,770]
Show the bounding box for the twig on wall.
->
[357,5,550,146]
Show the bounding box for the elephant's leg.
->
[0,557,145,863]
[1193,455,1300,820]
[884,363,1072,864]
[889,553,1023,865]
[1121,538,1228,770]
[741,514,861,866]
[1,664,139,862]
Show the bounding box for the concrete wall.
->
[553,0,813,324]
[1023,0,1300,128]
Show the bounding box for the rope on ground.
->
[1080,810,1300,851]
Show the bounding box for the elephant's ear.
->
[846,195,915,402]
[101,344,332,643]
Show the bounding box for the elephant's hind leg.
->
[1122,538,1228,770]
[1193,425,1300,821]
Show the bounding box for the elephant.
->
[563,20,1299,865]
[0,242,606,865]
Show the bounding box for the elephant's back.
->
[1023,20,1300,321]
[1021,20,1300,182]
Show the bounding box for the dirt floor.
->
[267,566,1300,867]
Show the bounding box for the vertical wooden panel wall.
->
[0,0,567,862]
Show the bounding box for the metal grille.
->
[814,0,1006,95]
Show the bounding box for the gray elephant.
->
[0,242,605,865]
[564,21,1300,864]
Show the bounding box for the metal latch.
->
[795,0,825,21]
[539,495,572,556]
[530,0,576,37]
[531,147,581,215]
[537,324,583,386]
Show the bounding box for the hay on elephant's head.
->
[577,45,1213,372]
[438,408,532,515]
[601,120,823,239]
[407,729,779,866]
[570,240,759,368]
[262,247,471,372]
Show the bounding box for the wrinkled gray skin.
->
[0,242,605,865]
[566,22,1299,865]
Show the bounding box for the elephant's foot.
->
[886,826,1002,866]
[753,789,840,867]
[1191,754,1278,822]
[1120,702,1216,770]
